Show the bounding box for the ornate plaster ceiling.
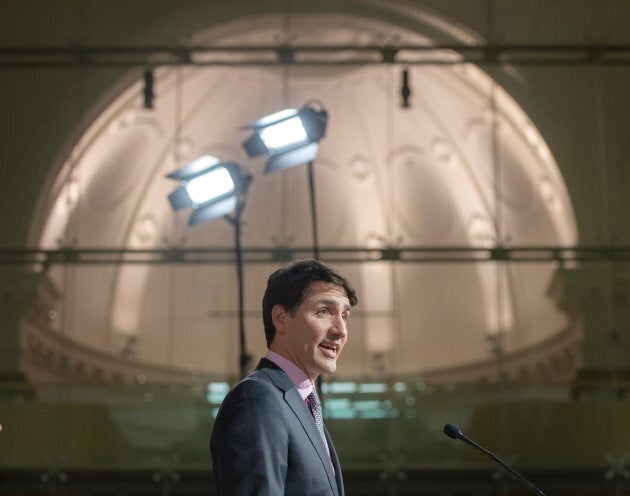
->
[31,5,577,379]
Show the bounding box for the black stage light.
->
[241,104,328,173]
[166,155,251,226]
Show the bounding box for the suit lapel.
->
[325,427,345,496]
[284,387,339,496]
[257,360,340,496]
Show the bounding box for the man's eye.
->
[316,308,330,316]
[342,313,350,321]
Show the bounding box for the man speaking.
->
[210,259,358,495]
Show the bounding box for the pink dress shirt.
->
[265,350,314,400]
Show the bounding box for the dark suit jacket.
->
[210,358,344,496]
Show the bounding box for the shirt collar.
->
[265,350,313,401]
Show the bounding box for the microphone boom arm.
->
[443,422,546,496]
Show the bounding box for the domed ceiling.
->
[31,3,577,379]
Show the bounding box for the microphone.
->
[443,422,546,496]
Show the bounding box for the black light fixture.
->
[241,103,328,173]
[166,154,251,226]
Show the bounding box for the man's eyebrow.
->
[316,298,351,311]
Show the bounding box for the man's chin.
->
[318,360,337,375]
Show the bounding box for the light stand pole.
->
[239,103,328,385]
[225,184,252,379]
[306,160,320,260]
[306,160,326,402]
[166,157,253,380]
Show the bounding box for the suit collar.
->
[264,350,313,399]
[255,357,294,391]
[256,356,279,371]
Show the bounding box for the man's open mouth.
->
[319,343,338,358]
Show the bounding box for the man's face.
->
[271,281,351,382]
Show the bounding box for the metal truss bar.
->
[1,43,629,68]
[1,246,630,266]
[3,467,627,496]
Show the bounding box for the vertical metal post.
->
[307,160,325,402]
[232,204,249,379]
[307,160,320,261]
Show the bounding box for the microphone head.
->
[443,422,462,440]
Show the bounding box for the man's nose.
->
[330,314,348,338]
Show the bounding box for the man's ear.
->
[271,304,289,335]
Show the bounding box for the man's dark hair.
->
[262,259,358,347]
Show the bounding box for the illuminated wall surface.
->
[1,0,630,494]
